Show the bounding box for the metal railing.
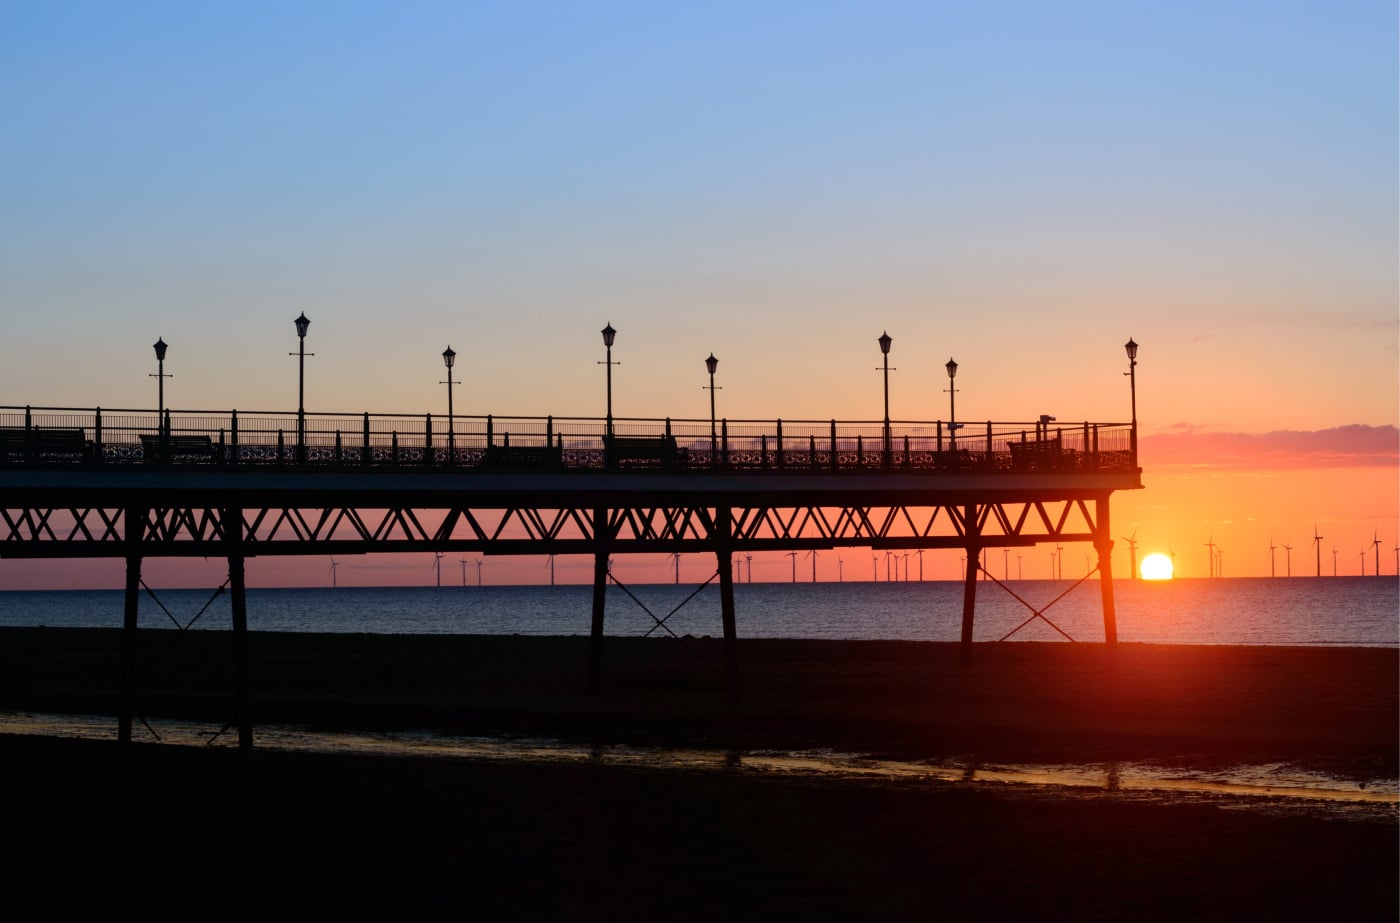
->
[0,406,1137,473]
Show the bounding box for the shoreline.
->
[1,629,1394,777]
[1,629,1395,919]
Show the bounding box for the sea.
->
[1,576,1395,647]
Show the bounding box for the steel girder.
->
[0,496,1111,558]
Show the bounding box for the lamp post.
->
[944,356,958,448]
[599,323,617,438]
[878,331,894,465]
[441,346,457,462]
[703,353,721,465]
[290,312,312,464]
[150,338,170,439]
[1124,338,1138,462]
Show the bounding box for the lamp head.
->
[601,323,616,348]
[153,338,168,362]
[878,331,892,355]
[705,353,718,375]
[442,345,456,369]
[945,357,957,379]
[1124,338,1138,361]
[294,312,311,338]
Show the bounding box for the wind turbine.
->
[1331,547,1337,577]
[668,552,681,584]
[916,549,925,581]
[1055,542,1064,580]
[903,552,911,582]
[871,555,878,582]
[329,557,339,588]
[475,558,484,586]
[1122,527,1138,579]
[1371,530,1383,576]
[1282,539,1291,578]
[1205,532,1217,578]
[745,553,753,583]
[431,552,444,587]
[1267,535,1276,578]
[786,550,799,583]
[1312,525,1324,577]
[1393,544,1399,577]
[1215,546,1224,578]
[545,554,556,586]
[804,549,819,583]
[459,559,469,587]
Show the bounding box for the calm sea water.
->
[0,577,1395,647]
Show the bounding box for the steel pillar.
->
[715,506,739,702]
[588,507,609,692]
[225,506,253,749]
[1096,496,1118,650]
[118,506,142,744]
[959,503,979,665]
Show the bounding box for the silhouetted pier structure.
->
[0,404,1141,748]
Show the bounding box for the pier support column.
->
[588,507,609,693]
[1096,496,1118,651]
[118,506,143,745]
[714,506,739,703]
[225,506,253,749]
[959,502,980,666]
[959,544,979,666]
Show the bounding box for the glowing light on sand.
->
[1140,553,1174,580]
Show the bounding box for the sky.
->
[1,0,1396,587]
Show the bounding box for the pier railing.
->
[0,406,1137,473]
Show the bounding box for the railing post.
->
[1082,421,1090,471]
[362,412,371,467]
[487,415,494,449]
[163,409,172,465]
[425,413,434,467]
[335,430,343,464]
[276,429,285,466]
[937,422,943,456]
[230,410,239,467]
[546,416,554,454]
[1092,424,1100,468]
[985,422,993,470]
[93,407,103,466]
[857,434,863,469]
[761,434,768,469]
[830,420,837,471]
[809,434,817,470]
[392,431,400,466]
[775,419,783,469]
[721,418,729,468]
[903,434,910,469]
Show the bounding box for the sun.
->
[1140,553,1174,580]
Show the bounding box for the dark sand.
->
[1,629,1395,920]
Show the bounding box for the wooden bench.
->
[139,433,216,462]
[1009,436,1063,470]
[483,443,563,469]
[0,427,90,462]
[605,434,684,468]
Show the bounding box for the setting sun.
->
[1140,553,1174,580]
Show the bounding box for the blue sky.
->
[0,1,1395,585]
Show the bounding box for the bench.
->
[0,427,90,462]
[1009,436,1063,470]
[483,443,564,469]
[139,433,216,463]
[605,434,685,468]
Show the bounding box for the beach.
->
[1,630,1395,919]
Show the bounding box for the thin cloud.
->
[1140,425,1399,471]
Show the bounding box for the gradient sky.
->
[1,1,1396,587]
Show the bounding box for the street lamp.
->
[944,356,958,448]
[703,353,720,464]
[1124,338,1138,462]
[441,346,457,462]
[291,312,312,464]
[877,331,894,465]
[150,338,170,439]
[599,323,618,438]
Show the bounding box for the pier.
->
[0,403,1142,748]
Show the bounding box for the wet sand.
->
[0,630,1395,919]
